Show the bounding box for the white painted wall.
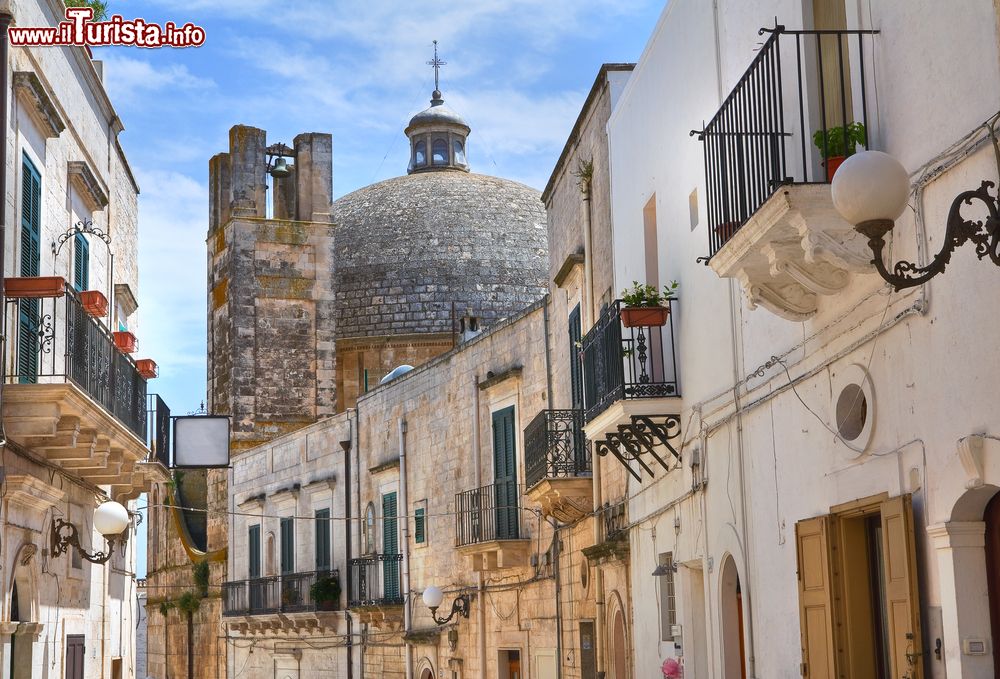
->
[608,0,1000,677]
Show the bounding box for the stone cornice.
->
[5,474,65,511]
[13,71,65,138]
[68,160,109,211]
[553,252,584,288]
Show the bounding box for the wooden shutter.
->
[315,509,330,570]
[248,524,261,578]
[880,495,922,679]
[796,516,836,678]
[280,517,294,574]
[18,157,42,384]
[569,305,583,409]
[493,407,518,540]
[73,233,89,291]
[414,507,426,544]
[382,493,400,600]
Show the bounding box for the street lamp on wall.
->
[50,500,131,565]
[832,146,1000,290]
[422,585,471,625]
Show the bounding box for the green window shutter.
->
[314,509,331,571]
[569,304,583,409]
[18,156,42,384]
[73,233,89,291]
[414,507,426,544]
[280,517,294,574]
[248,524,261,578]
[382,492,400,601]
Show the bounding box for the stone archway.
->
[606,590,629,679]
[719,555,746,679]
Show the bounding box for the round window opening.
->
[835,383,867,441]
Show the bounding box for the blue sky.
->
[103,1,665,575]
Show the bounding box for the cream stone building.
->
[0,1,170,679]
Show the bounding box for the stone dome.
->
[331,171,548,340]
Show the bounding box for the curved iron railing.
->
[455,482,522,546]
[222,569,340,616]
[347,555,403,608]
[524,409,591,489]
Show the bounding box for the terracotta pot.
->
[113,331,137,354]
[79,290,109,317]
[135,359,158,380]
[714,221,741,243]
[315,599,339,612]
[825,155,846,182]
[4,276,66,298]
[621,305,669,328]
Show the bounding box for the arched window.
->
[364,503,376,553]
[453,139,466,165]
[432,138,448,165]
[414,140,427,167]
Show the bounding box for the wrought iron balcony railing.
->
[3,285,148,438]
[524,409,591,490]
[348,554,403,608]
[599,500,628,542]
[581,300,679,423]
[222,569,341,616]
[694,24,879,257]
[455,482,523,546]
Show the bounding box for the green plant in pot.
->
[310,573,342,611]
[813,122,866,181]
[620,280,679,328]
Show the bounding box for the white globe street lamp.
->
[51,500,132,565]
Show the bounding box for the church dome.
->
[331,170,548,340]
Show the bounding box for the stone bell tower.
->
[207,124,337,452]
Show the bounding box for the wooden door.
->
[65,635,85,679]
[985,492,1000,672]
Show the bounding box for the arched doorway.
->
[419,668,433,679]
[9,546,37,679]
[985,492,1000,671]
[611,609,628,679]
[720,556,746,679]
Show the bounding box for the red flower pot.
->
[79,290,109,317]
[4,276,66,298]
[113,331,137,354]
[824,155,846,182]
[135,359,158,379]
[621,305,670,328]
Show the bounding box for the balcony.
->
[455,482,530,571]
[1,282,168,498]
[582,500,629,564]
[524,409,593,521]
[222,569,341,617]
[347,554,402,626]
[695,25,880,320]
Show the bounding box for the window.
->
[432,138,448,165]
[453,139,466,165]
[279,517,294,575]
[248,524,261,578]
[414,140,427,167]
[315,509,331,571]
[795,494,921,678]
[18,155,41,385]
[414,506,426,545]
[658,552,676,641]
[73,233,89,291]
[642,194,659,288]
[364,503,376,554]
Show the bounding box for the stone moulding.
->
[68,161,109,211]
[13,71,65,139]
[709,184,876,321]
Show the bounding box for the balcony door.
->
[493,407,519,540]
[382,492,400,600]
[811,0,855,149]
[568,306,588,471]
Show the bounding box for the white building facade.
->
[598,1,1000,678]
[0,1,167,679]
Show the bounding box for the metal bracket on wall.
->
[593,415,681,482]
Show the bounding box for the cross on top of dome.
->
[405,41,471,174]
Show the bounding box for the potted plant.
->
[135,359,158,380]
[620,281,679,328]
[310,573,342,611]
[813,122,866,181]
[79,290,108,317]
[281,582,302,607]
[4,276,66,298]
[113,330,137,354]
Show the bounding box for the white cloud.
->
[100,54,214,104]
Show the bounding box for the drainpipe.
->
[0,11,12,448]
[582,183,595,326]
[342,420,354,679]
[472,377,486,679]
[399,418,413,679]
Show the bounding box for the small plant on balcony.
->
[282,582,302,607]
[620,281,679,328]
[79,290,108,317]
[309,573,342,611]
[813,122,866,181]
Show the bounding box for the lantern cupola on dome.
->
[406,41,471,174]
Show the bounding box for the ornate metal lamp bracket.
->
[50,518,127,565]
[429,594,471,625]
